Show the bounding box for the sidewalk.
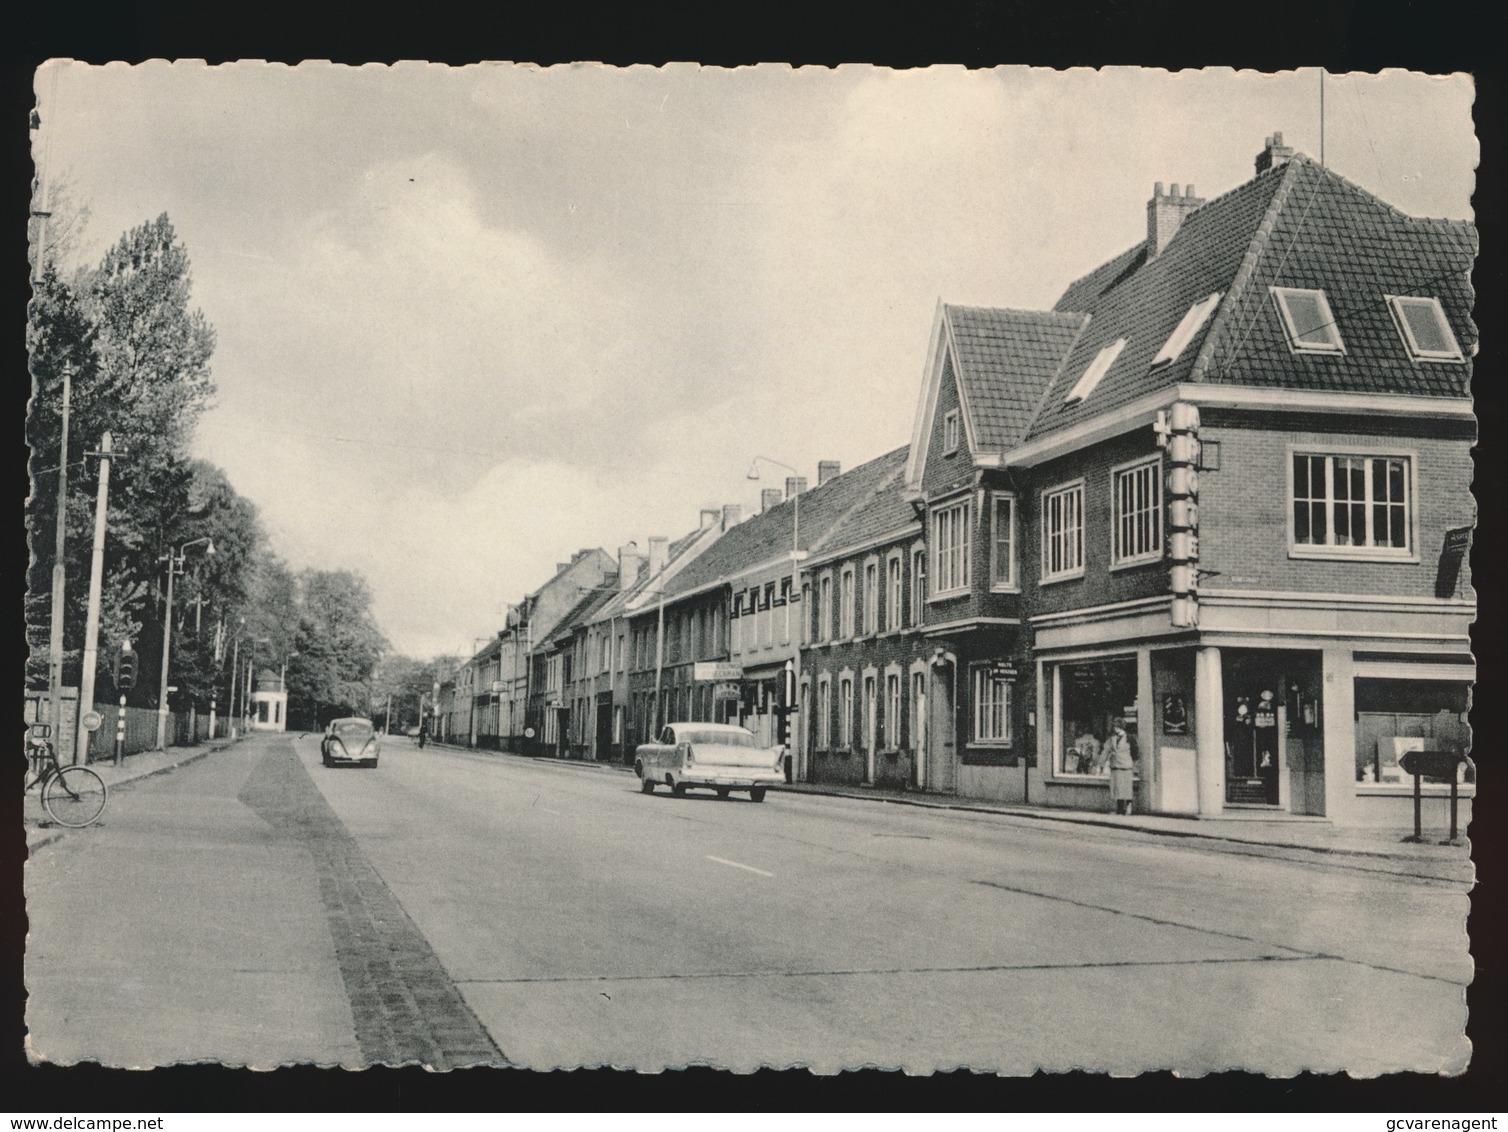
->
[25,734,241,854]
[425,739,1471,882]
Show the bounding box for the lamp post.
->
[156,537,214,750]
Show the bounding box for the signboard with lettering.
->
[1435,525,1473,598]
[713,682,741,702]
[989,662,1019,682]
[694,661,744,682]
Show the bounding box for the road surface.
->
[25,733,1472,1074]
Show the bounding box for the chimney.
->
[556,563,569,575]
[1146,181,1206,259]
[617,541,645,590]
[647,536,669,577]
[700,507,721,529]
[722,503,743,530]
[785,476,807,498]
[817,460,841,486]
[761,488,783,512]
[1255,131,1295,175]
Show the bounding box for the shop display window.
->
[1354,679,1471,786]
[1055,657,1137,776]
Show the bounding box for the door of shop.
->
[1223,649,1323,812]
[595,699,613,761]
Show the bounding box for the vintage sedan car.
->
[635,722,784,802]
[321,717,381,768]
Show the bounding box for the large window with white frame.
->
[862,561,878,635]
[817,675,832,748]
[990,493,1016,589]
[931,497,971,596]
[818,573,832,642]
[801,581,812,644]
[1291,451,1413,557]
[973,666,1013,745]
[838,676,854,748]
[1112,458,1163,566]
[840,566,856,638]
[1041,480,1085,581]
[886,554,903,631]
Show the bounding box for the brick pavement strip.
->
[238,741,507,1069]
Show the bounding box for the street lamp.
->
[746,456,800,563]
[156,537,214,750]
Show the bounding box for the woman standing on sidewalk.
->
[1105,718,1136,815]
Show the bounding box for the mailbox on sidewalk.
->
[1399,748,1470,846]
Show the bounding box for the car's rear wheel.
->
[749,787,767,803]
[641,775,655,794]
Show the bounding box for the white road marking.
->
[706,855,774,878]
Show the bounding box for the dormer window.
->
[942,409,961,455]
[1152,292,1222,366]
[1064,338,1127,404]
[1271,286,1345,355]
[1387,295,1464,362]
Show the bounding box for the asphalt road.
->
[311,736,1471,1075]
[25,733,1471,1074]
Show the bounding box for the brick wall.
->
[1199,419,1474,598]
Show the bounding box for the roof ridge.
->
[1187,155,1309,383]
[947,303,1087,323]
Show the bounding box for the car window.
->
[680,728,760,748]
[661,727,675,745]
[332,720,373,740]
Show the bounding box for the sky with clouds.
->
[33,63,1477,658]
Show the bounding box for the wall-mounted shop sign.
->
[694,661,744,682]
[1161,693,1188,735]
[989,662,1019,682]
[1435,525,1473,598]
[713,682,741,702]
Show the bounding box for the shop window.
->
[1291,452,1412,557]
[1354,679,1471,786]
[1041,480,1086,581]
[1054,658,1137,777]
[1112,459,1162,566]
[972,666,1012,745]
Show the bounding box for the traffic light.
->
[115,646,139,692]
[1164,401,1200,628]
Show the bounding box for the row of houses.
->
[435,134,1475,830]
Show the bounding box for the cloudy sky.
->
[33,64,1476,658]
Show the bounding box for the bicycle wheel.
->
[42,766,107,828]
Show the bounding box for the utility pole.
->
[228,634,240,738]
[75,431,113,765]
[384,694,392,735]
[156,537,213,750]
[47,364,72,762]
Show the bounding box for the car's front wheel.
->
[641,775,655,794]
[749,787,767,803]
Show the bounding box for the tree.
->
[285,570,389,728]
[26,213,217,702]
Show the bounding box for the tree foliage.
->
[285,570,390,728]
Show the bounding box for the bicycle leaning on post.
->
[24,722,108,827]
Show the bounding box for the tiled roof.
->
[1023,155,1475,441]
[808,447,917,560]
[661,448,911,599]
[946,306,1088,452]
[538,586,619,650]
